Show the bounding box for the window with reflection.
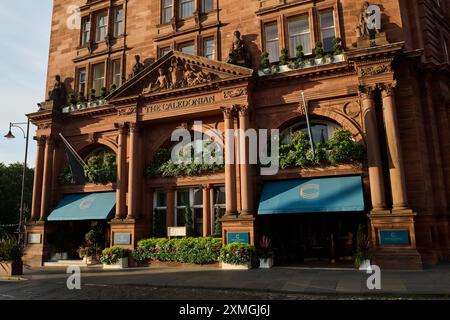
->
[320,10,336,52]
[179,0,195,19]
[264,22,279,62]
[281,120,341,145]
[288,15,311,56]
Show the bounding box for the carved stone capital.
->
[236,105,250,117]
[221,106,235,120]
[34,136,46,147]
[115,122,128,134]
[379,81,397,97]
[358,85,377,100]
[129,122,140,133]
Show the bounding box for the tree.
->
[0,162,34,228]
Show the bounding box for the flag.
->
[301,91,316,161]
[59,134,87,184]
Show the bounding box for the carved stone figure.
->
[131,55,145,77]
[49,75,67,109]
[183,64,210,87]
[155,68,169,90]
[227,31,251,68]
[355,1,380,38]
[169,57,185,89]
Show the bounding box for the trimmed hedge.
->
[133,237,222,265]
[219,243,256,265]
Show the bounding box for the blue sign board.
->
[379,230,410,245]
[114,233,131,245]
[227,232,250,244]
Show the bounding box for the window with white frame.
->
[113,7,124,37]
[288,15,312,57]
[264,22,279,62]
[203,37,215,60]
[179,0,195,19]
[174,188,203,236]
[77,68,86,95]
[178,41,195,55]
[319,10,336,53]
[92,63,105,96]
[95,11,108,43]
[111,59,122,88]
[81,17,91,46]
[203,0,214,12]
[162,0,173,23]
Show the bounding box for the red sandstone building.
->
[24,0,450,269]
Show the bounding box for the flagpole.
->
[301,91,315,162]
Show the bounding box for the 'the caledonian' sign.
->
[144,95,216,113]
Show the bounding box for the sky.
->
[0,1,53,167]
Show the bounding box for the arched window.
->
[281,120,341,145]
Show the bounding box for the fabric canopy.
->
[47,192,116,221]
[258,176,365,215]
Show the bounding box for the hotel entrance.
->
[259,213,365,266]
[257,175,367,267]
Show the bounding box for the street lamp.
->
[4,120,30,246]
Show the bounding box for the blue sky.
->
[0,1,53,167]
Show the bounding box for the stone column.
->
[40,136,54,220]
[115,123,127,219]
[221,107,237,215]
[381,83,409,211]
[202,185,211,237]
[361,87,387,211]
[127,123,139,219]
[237,105,253,215]
[166,187,175,231]
[31,137,45,221]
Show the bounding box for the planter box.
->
[358,259,372,271]
[0,261,23,277]
[50,252,69,261]
[259,257,273,269]
[258,68,271,76]
[83,256,100,265]
[221,262,252,270]
[103,257,128,269]
[279,65,291,72]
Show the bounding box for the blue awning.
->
[258,176,365,215]
[47,192,116,221]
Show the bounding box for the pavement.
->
[1,264,450,299]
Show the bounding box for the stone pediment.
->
[107,51,254,103]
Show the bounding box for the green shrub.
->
[260,52,270,70]
[100,247,130,265]
[133,237,222,265]
[327,129,365,165]
[219,243,256,265]
[280,48,289,66]
[353,224,372,268]
[0,235,22,262]
[213,207,223,237]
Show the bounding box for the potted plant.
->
[279,48,290,72]
[333,37,345,62]
[313,41,325,65]
[101,247,130,269]
[258,236,274,269]
[258,52,271,76]
[0,235,23,277]
[353,224,372,270]
[77,229,103,265]
[296,45,305,69]
[219,243,256,270]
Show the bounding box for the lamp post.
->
[4,119,30,246]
